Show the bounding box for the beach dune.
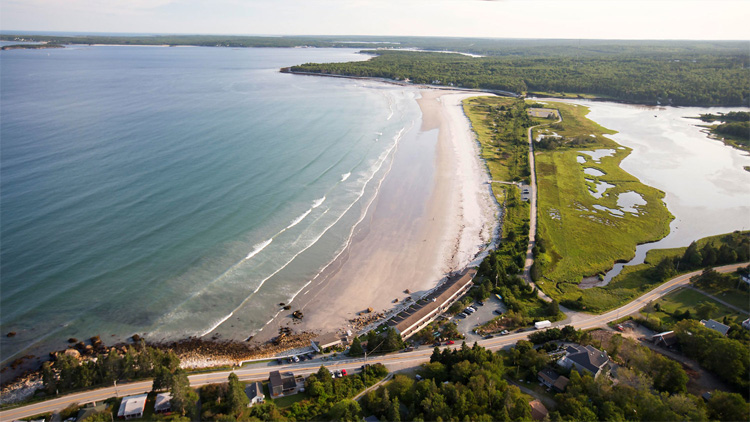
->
[253,89,498,342]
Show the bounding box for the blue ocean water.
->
[0,45,420,362]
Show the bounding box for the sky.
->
[2,0,749,40]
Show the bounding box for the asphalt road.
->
[3,262,745,422]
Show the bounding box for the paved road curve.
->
[3,262,745,421]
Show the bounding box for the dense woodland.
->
[293,49,749,106]
[4,34,747,106]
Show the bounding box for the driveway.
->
[453,295,507,342]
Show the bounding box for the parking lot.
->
[453,295,507,343]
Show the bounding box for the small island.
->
[693,111,750,154]
[1,43,64,51]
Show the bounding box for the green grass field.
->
[533,101,673,306]
[641,287,745,328]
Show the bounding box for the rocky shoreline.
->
[0,328,316,406]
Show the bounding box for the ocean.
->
[0,45,421,363]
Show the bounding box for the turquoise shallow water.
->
[0,46,420,361]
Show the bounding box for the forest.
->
[293,49,749,106]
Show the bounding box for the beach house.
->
[117,394,147,420]
[269,371,297,398]
[245,381,265,407]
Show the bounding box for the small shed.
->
[117,394,148,420]
[154,392,172,413]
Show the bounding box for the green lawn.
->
[642,287,745,327]
[696,285,750,313]
[533,101,673,308]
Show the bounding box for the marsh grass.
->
[533,102,673,307]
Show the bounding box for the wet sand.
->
[252,90,499,342]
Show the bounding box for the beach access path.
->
[3,262,745,422]
[522,110,561,302]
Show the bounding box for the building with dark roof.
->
[559,344,610,378]
[701,319,730,336]
[388,269,476,339]
[538,367,569,392]
[269,371,297,398]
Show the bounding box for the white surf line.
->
[341,172,351,182]
[291,120,415,311]
[200,127,409,336]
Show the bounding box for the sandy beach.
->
[252,89,498,343]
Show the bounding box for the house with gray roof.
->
[558,344,610,378]
[245,381,265,407]
[269,370,297,398]
[701,319,730,336]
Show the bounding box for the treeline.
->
[293,50,750,106]
[700,111,750,122]
[41,341,180,395]
[650,231,749,283]
[362,342,532,421]
[5,36,745,57]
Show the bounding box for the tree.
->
[227,372,249,416]
[707,391,750,422]
[327,399,362,421]
[683,242,702,268]
[170,369,198,417]
[695,302,719,320]
[349,337,364,357]
[152,365,173,392]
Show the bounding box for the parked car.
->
[484,334,494,339]
[468,306,477,311]
[277,358,284,365]
[293,355,300,363]
[341,369,347,376]
[500,330,509,335]
[334,370,342,378]
[494,309,504,315]
[445,340,455,345]
[477,301,484,306]
[433,342,441,347]
[299,355,306,361]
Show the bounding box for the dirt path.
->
[685,286,749,315]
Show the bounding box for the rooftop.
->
[389,268,476,334]
[701,319,730,336]
[117,394,148,418]
[565,344,609,374]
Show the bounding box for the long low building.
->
[388,268,477,339]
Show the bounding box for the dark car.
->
[477,301,484,306]
[494,309,503,315]
[483,334,494,339]
[433,342,441,347]
[276,358,284,365]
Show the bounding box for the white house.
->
[117,394,148,420]
[245,381,265,407]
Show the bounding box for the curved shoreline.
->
[248,88,500,344]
